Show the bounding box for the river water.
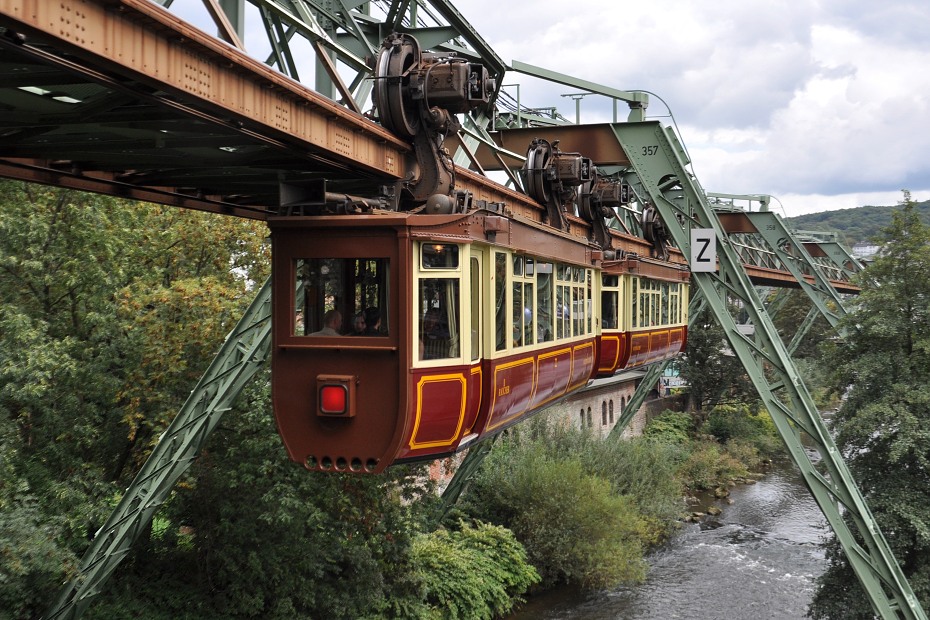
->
[509,449,828,619]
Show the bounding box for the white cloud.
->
[463,0,930,214]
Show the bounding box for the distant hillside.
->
[783,200,930,247]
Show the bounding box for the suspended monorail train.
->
[269,33,689,474]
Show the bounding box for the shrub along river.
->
[509,449,828,619]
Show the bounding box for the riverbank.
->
[508,453,827,618]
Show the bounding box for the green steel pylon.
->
[613,120,926,620]
[44,279,274,620]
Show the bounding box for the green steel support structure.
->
[743,210,846,330]
[787,305,825,355]
[613,120,926,620]
[44,280,275,620]
[438,437,496,519]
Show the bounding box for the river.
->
[509,449,828,619]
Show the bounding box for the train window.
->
[422,244,459,269]
[602,289,618,329]
[631,278,638,328]
[587,271,593,334]
[661,282,670,324]
[571,286,584,336]
[652,281,660,326]
[514,282,535,347]
[419,278,460,360]
[512,281,523,347]
[512,254,536,348]
[495,252,507,351]
[556,265,575,339]
[669,282,682,324]
[294,258,389,336]
[636,278,663,329]
[537,263,554,343]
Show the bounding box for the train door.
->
[401,242,484,462]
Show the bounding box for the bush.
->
[702,404,781,459]
[677,441,748,491]
[404,521,539,620]
[643,410,693,444]
[462,417,683,589]
[0,418,78,620]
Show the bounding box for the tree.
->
[0,181,268,617]
[809,192,930,618]
[677,304,757,412]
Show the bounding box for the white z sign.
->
[690,229,717,272]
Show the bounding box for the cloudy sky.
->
[461,0,930,216]
[173,0,929,217]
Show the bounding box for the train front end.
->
[269,215,411,474]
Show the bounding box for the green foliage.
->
[702,404,778,450]
[677,305,758,411]
[809,195,930,617]
[461,417,683,590]
[675,441,748,491]
[0,418,78,620]
[0,181,270,616]
[173,378,426,619]
[643,410,693,444]
[768,289,832,360]
[1,181,545,619]
[784,198,930,247]
[406,522,539,620]
[646,407,776,490]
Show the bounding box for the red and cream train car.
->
[270,208,688,474]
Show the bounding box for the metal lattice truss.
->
[613,120,924,620]
[160,0,506,107]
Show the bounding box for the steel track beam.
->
[0,0,408,180]
[43,279,274,620]
[613,120,926,620]
[744,210,847,329]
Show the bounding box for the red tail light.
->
[320,385,347,413]
[316,375,356,417]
